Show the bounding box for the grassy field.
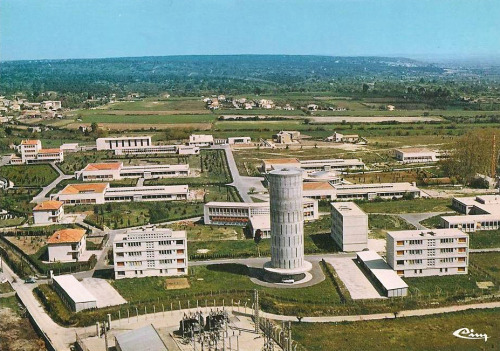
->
[469,230,500,249]
[0,216,25,228]
[368,214,416,239]
[357,198,452,214]
[0,164,58,187]
[165,221,245,241]
[0,282,14,293]
[470,252,500,281]
[0,188,41,216]
[292,308,500,351]
[346,170,420,184]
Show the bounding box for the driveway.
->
[31,162,74,203]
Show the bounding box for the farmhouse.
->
[386,229,469,277]
[47,228,87,262]
[273,130,300,144]
[33,200,64,224]
[325,132,365,144]
[75,162,190,181]
[113,227,188,279]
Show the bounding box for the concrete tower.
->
[264,168,312,282]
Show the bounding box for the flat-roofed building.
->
[52,275,97,312]
[204,199,318,238]
[33,200,64,224]
[356,250,408,297]
[442,195,500,232]
[386,229,469,277]
[333,182,421,201]
[47,228,87,262]
[325,132,362,144]
[331,202,368,251]
[395,148,438,163]
[14,139,63,164]
[113,227,188,279]
[262,158,365,173]
[96,136,152,151]
[273,130,300,144]
[115,325,168,351]
[53,183,189,204]
[114,144,199,156]
[227,136,251,144]
[304,170,343,185]
[189,134,214,146]
[104,185,189,202]
[75,162,190,181]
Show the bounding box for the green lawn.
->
[0,216,25,228]
[79,113,216,124]
[470,252,500,281]
[404,273,481,296]
[368,214,416,239]
[469,230,500,249]
[358,198,452,214]
[0,188,41,216]
[293,308,500,351]
[0,164,58,187]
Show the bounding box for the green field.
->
[0,164,58,187]
[358,198,452,214]
[368,214,416,239]
[293,308,500,351]
[470,252,500,281]
[470,231,500,249]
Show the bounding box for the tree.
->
[254,229,262,257]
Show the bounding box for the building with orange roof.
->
[13,139,63,164]
[55,183,109,204]
[47,228,87,262]
[302,182,337,200]
[33,200,64,224]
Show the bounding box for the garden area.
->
[0,164,58,187]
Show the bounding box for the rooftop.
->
[52,275,97,303]
[263,158,300,165]
[115,227,186,242]
[83,162,122,171]
[21,139,40,145]
[395,147,434,154]
[115,324,168,351]
[60,183,108,195]
[387,228,467,239]
[303,182,335,191]
[357,250,408,290]
[331,202,366,216]
[48,229,86,244]
[33,200,63,211]
[38,148,61,154]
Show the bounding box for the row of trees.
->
[442,129,500,184]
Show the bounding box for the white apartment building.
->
[203,199,318,237]
[33,200,64,224]
[96,136,152,151]
[53,183,189,205]
[386,229,469,277]
[441,195,500,232]
[331,202,368,251]
[47,228,87,262]
[75,162,190,181]
[113,227,188,279]
[13,140,63,164]
[262,158,365,173]
[395,148,438,163]
[188,134,214,147]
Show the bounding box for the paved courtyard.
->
[324,257,384,300]
[80,278,127,308]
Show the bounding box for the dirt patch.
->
[0,304,47,351]
[6,236,48,255]
[165,277,190,290]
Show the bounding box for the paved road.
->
[31,162,74,203]
[213,144,264,202]
[396,212,445,230]
[470,248,500,253]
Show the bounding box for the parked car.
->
[24,277,36,284]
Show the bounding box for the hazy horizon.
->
[1,0,499,63]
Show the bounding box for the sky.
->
[1,0,500,61]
